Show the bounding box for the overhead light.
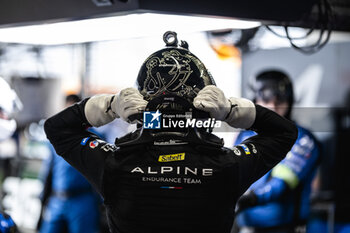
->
[0,13,261,45]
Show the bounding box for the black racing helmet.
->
[253,70,294,119]
[136,31,216,102]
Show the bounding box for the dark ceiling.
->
[0,0,348,32]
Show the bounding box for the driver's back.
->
[102,142,240,233]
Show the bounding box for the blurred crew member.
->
[44,32,297,233]
[0,77,21,233]
[39,94,100,233]
[0,78,21,141]
[235,70,320,231]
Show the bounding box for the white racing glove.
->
[84,88,148,127]
[193,85,256,129]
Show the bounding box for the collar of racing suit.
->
[115,127,224,148]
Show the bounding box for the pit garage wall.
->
[241,42,350,191]
[241,42,350,107]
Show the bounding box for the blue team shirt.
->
[45,145,92,192]
[235,125,320,227]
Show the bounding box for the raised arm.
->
[236,104,298,194]
[194,85,298,195]
[44,88,147,194]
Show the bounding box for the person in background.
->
[0,77,21,233]
[39,94,100,233]
[0,77,22,183]
[234,70,320,232]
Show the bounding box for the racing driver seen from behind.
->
[44,31,297,233]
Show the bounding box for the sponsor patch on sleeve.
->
[249,143,258,154]
[100,143,117,152]
[89,140,99,149]
[82,137,117,152]
[158,153,185,162]
[232,147,242,156]
[239,144,251,155]
[235,143,258,155]
[81,137,90,145]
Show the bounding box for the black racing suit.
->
[44,99,297,233]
